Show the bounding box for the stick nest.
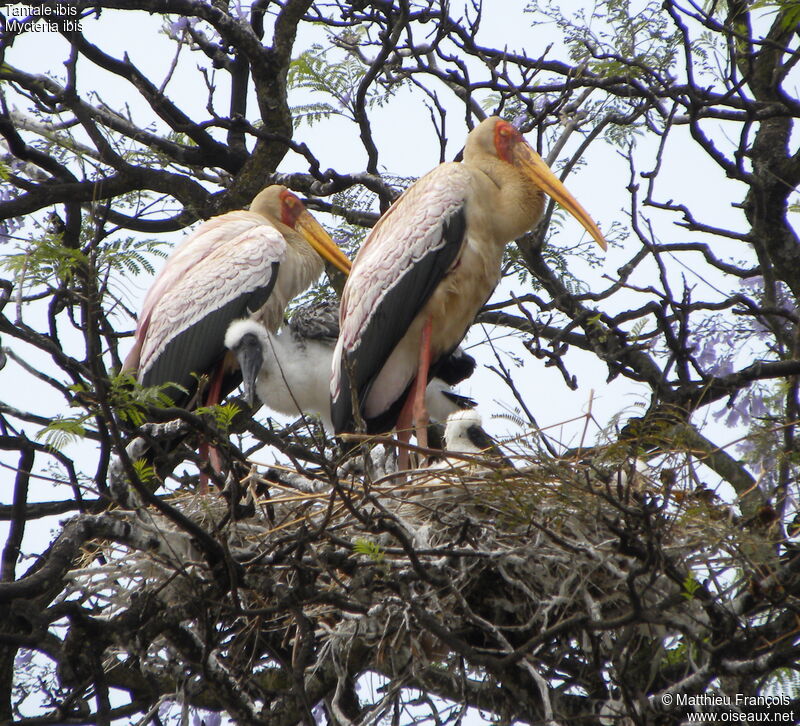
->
[61,442,760,723]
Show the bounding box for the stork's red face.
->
[494,119,607,251]
[493,120,524,163]
[279,189,352,275]
[279,189,305,228]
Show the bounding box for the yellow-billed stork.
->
[331,116,607,452]
[123,186,351,407]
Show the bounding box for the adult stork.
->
[225,299,476,432]
[122,186,351,487]
[331,116,607,453]
[123,185,351,406]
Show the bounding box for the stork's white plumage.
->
[442,410,494,455]
[331,117,607,451]
[444,409,512,463]
[225,300,476,431]
[225,316,337,430]
[123,186,351,405]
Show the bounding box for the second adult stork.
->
[331,116,607,447]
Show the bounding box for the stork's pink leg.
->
[412,315,433,452]
[206,361,226,409]
[198,362,226,493]
[394,316,433,470]
[205,366,225,475]
[396,390,416,471]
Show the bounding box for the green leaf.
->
[1,232,87,288]
[108,371,185,426]
[96,236,169,277]
[131,458,158,488]
[353,538,386,565]
[36,415,88,450]
[682,574,701,600]
[288,38,407,127]
[195,401,241,433]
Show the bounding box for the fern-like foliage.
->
[289,43,361,125]
[35,373,187,451]
[352,538,386,567]
[195,401,241,434]
[1,232,86,289]
[131,458,158,489]
[98,236,169,278]
[36,415,88,451]
[1,229,168,294]
[109,372,182,426]
[288,38,407,126]
[764,666,800,699]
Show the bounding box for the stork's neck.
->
[293,234,326,274]
[257,235,324,332]
[283,235,325,298]
[470,156,546,244]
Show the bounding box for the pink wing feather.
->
[123,210,273,374]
